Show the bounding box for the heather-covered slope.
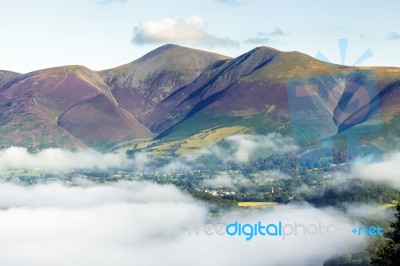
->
[0,66,151,150]
[148,47,344,139]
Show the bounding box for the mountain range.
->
[1,44,400,156]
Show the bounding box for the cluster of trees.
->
[372,203,400,265]
[298,178,400,207]
[322,202,400,265]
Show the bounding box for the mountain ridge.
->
[1,44,400,154]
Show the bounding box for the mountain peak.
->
[140,44,187,58]
[100,44,231,120]
[136,44,230,63]
[252,46,281,53]
[153,43,185,51]
[242,46,281,58]
[238,46,281,62]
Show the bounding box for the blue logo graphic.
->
[286,40,382,168]
[352,225,384,236]
[226,221,283,241]
[316,39,373,66]
[225,221,344,241]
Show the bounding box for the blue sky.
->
[0,0,399,73]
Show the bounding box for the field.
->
[379,200,399,209]
[238,202,279,208]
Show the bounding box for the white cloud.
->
[131,152,152,172]
[351,152,400,188]
[202,174,235,188]
[132,14,239,48]
[161,158,191,173]
[194,133,298,164]
[0,181,365,266]
[202,171,289,190]
[0,147,130,171]
[225,133,298,163]
[343,203,393,221]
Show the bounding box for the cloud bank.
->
[132,14,239,47]
[0,181,365,266]
[0,133,297,172]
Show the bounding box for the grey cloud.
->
[268,27,286,36]
[244,28,288,44]
[386,32,400,40]
[98,0,127,5]
[216,0,241,7]
[244,36,271,44]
